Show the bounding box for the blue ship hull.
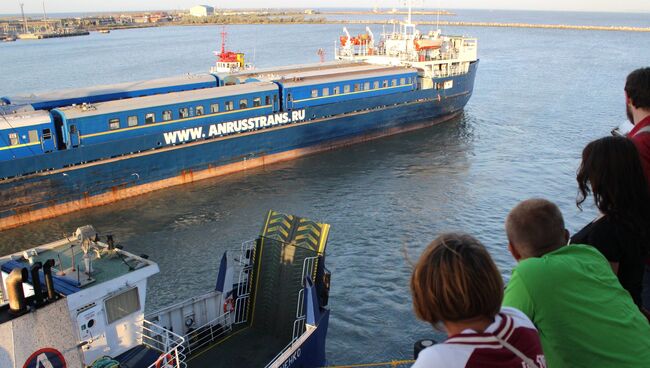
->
[0,61,477,229]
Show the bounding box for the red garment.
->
[628,115,650,186]
[628,115,650,266]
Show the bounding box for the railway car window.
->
[225,101,234,111]
[344,85,350,93]
[311,89,318,98]
[42,129,52,140]
[373,81,379,89]
[382,80,388,88]
[400,78,406,85]
[333,86,340,95]
[196,106,204,116]
[354,84,360,92]
[364,82,370,90]
[163,110,172,121]
[322,88,329,96]
[407,77,412,84]
[145,113,155,124]
[273,95,278,104]
[109,118,120,130]
[239,99,248,109]
[210,103,219,113]
[128,116,138,127]
[265,96,271,105]
[253,97,261,107]
[179,108,189,119]
[28,130,38,143]
[392,79,397,87]
[8,132,18,146]
[287,93,292,101]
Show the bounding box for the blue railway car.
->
[277,66,418,110]
[51,82,280,156]
[1,74,218,111]
[0,111,57,161]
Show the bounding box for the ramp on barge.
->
[187,211,329,367]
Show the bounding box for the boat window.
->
[239,99,248,109]
[105,287,141,324]
[391,79,397,87]
[196,106,204,116]
[253,97,261,107]
[42,129,52,140]
[364,82,370,90]
[145,113,156,124]
[400,78,406,85]
[179,107,189,119]
[109,118,120,130]
[373,81,379,89]
[322,87,329,96]
[265,96,271,105]
[8,132,18,146]
[333,86,340,95]
[225,101,234,111]
[28,130,39,143]
[127,116,138,127]
[210,103,219,113]
[162,110,172,121]
[354,83,360,92]
[311,89,318,98]
[382,80,388,88]
[344,85,350,93]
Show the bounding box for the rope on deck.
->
[321,359,415,367]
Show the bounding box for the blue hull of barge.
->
[0,62,477,227]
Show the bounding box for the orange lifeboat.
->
[414,39,443,51]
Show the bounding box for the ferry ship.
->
[0,13,478,230]
[0,210,332,368]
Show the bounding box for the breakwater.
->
[340,19,650,33]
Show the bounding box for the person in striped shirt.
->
[410,233,545,368]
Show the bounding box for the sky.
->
[2,0,650,14]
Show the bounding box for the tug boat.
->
[0,210,331,368]
[0,4,478,230]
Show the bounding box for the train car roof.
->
[218,61,368,80]
[0,110,51,130]
[280,67,419,87]
[58,82,278,119]
[3,74,217,106]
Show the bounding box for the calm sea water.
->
[1,10,650,365]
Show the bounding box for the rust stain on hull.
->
[0,113,459,231]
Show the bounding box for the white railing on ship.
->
[182,311,232,355]
[235,239,255,325]
[141,319,186,368]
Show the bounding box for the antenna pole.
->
[42,1,47,21]
[20,3,28,34]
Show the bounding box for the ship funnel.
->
[7,267,28,315]
[43,259,57,301]
[30,261,44,306]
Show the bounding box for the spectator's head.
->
[577,136,650,241]
[411,233,503,331]
[625,67,650,124]
[505,199,569,260]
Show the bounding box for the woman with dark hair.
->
[571,136,650,307]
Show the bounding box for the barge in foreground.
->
[0,19,478,230]
[0,210,331,367]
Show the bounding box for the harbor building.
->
[190,5,215,17]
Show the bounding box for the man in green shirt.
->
[503,198,650,368]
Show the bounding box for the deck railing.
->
[141,319,187,368]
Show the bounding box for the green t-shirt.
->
[503,244,650,368]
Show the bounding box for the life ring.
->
[223,297,235,313]
[155,353,175,368]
